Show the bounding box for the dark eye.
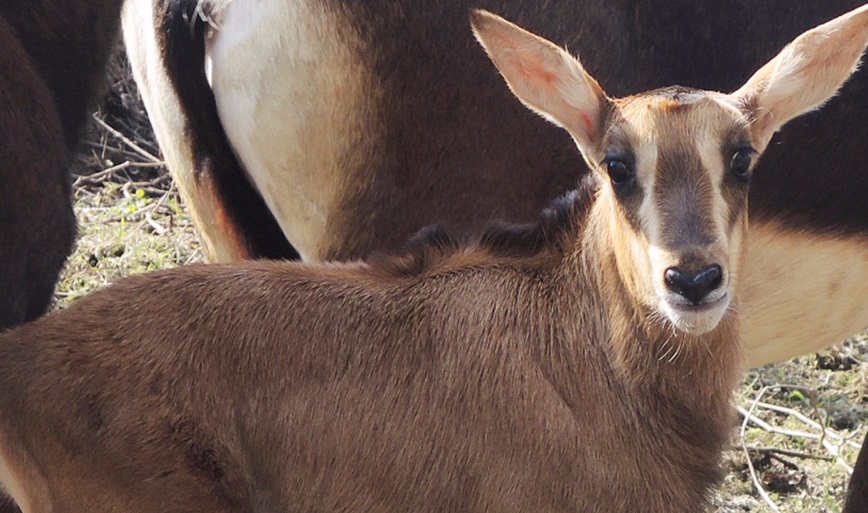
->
[606,158,634,186]
[730,148,754,181]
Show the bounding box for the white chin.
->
[660,294,731,335]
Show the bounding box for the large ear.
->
[733,4,868,147]
[470,9,608,153]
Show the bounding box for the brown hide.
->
[0,188,742,513]
[0,0,125,331]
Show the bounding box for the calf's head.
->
[472,6,868,335]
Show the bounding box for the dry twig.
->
[738,384,861,486]
[91,113,162,163]
[740,387,781,511]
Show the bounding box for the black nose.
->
[664,264,723,304]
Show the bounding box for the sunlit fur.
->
[599,92,754,335]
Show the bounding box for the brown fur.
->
[369,182,596,279]
[0,188,741,513]
[4,7,867,510]
[0,0,125,331]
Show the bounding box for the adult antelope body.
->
[124,0,868,367]
[0,0,124,331]
[3,8,867,512]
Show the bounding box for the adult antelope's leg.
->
[844,433,868,513]
[0,15,73,332]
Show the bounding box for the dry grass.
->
[56,50,204,307]
[56,49,867,513]
[715,341,867,512]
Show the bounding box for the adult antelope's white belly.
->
[205,0,377,261]
[741,221,868,366]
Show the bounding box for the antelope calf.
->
[3,6,867,513]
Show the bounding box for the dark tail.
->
[158,0,299,260]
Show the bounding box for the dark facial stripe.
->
[653,126,717,252]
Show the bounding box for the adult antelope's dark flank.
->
[126,0,868,368]
[2,6,867,512]
[0,1,125,331]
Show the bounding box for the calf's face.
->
[471,5,868,334]
[599,92,753,334]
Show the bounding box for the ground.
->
[55,51,867,513]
